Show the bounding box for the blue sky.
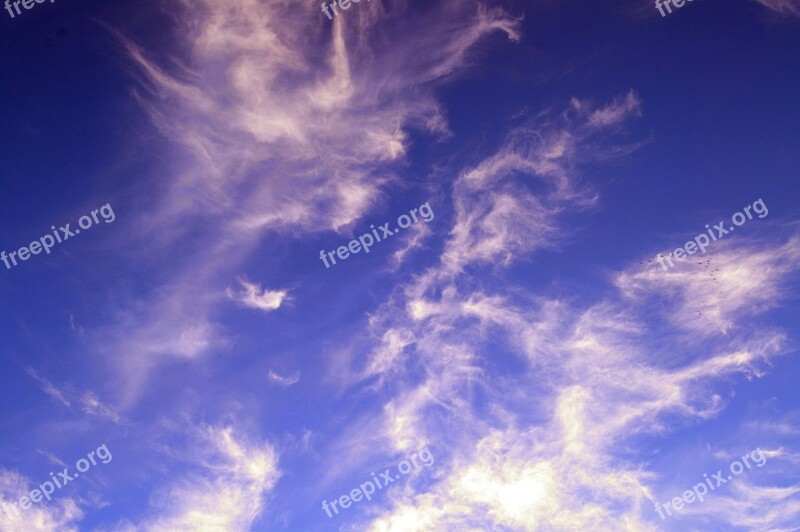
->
[1,0,800,530]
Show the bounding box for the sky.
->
[1,0,800,530]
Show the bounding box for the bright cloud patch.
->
[227,279,289,312]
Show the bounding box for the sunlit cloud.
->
[227,279,288,312]
[3,1,797,531]
[24,367,71,408]
[121,425,280,532]
[298,92,800,530]
[267,370,300,388]
[0,470,83,532]
[90,0,523,408]
[753,0,800,17]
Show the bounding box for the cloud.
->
[0,470,83,532]
[35,451,67,469]
[437,90,643,274]
[79,392,122,423]
[672,477,800,529]
[358,229,799,529]
[753,0,800,17]
[267,370,300,387]
[23,368,123,423]
[587,89,643,128]
[114,0,521,242]
[24,367,71,408]
[90,0,522,407]
[284,92,800,530]
[391,221,432,268]
[82,1,800,529]
[617,235,800,336]
[124,425,280,532]
[227,279,289,312]
[90,282,228,407]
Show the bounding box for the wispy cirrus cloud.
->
[24,367,71,408]
[227,278,288,312]
[292,92,800,530]
[2,0,798,531]
[114,425,280,532]
[753,0,800,17]
[24,367,122,423]
[617,234,800,336]
[0,470,83,532]
[436,91,644,275]
[362,233,800,531]
[267,369,300,387]
[90,0,522,409]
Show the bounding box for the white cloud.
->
[0,470,83,532]
[24,368,122,424]
[617,235,800,336]
[24,367,71,408]
[588,89,643,128]
[753,0,800,17]
[129,426,280,532]
[438,90,642,275]
[80,392,122,423]
[75,1,800,528]
[227,279,288,312]
[391,221,432,268]
[359,254,796,529]
[267,370,300,387]
[92,0,522,406]
[299,93,800,530]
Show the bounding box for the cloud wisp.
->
[307,93,800,531]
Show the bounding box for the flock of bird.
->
[639,254,724,318]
